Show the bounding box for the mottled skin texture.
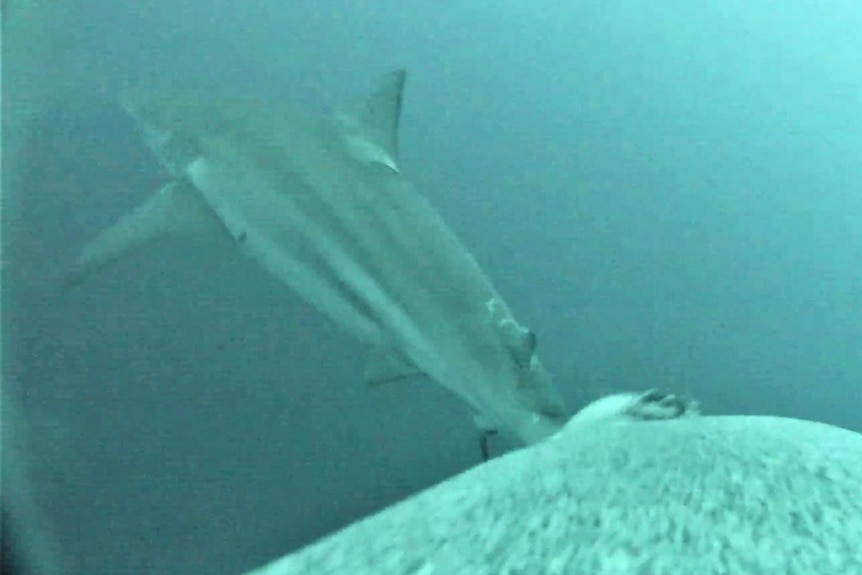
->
[247,411,862,575]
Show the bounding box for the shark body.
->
[72,70,567,444]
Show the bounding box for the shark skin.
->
[71,70,568,444]
[242,396,862,575]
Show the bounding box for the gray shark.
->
[71,70,568,444]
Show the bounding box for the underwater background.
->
[4,1,862,573]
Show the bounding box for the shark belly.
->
[184,157,384,345]
[187,148,502,419]
[185,153,449,378]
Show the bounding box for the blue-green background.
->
[6,1,862,573]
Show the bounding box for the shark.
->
[70,70,569,445]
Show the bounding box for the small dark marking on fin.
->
[236,231,247,243]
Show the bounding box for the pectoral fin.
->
[364,347,423,386]
[66,180,221,285]
[486,298,537,369]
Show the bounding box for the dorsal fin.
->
[358,69,406,166]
